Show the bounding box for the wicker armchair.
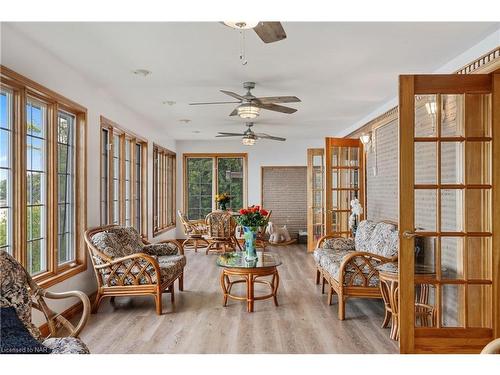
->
[178,210,209,252]
[84,225,186,315]
[0,251,90,354]
[313,220,398,320]
[205,211,239,254]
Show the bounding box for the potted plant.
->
[236,205,269,261]
[215,192,231,210]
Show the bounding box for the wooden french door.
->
[307,148,325,251]
[398,72,500,353]
[325,138,364,238]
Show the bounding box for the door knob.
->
[402,230,417,239]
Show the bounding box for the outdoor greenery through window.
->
[100,117,147,237]
[153,144,176,236]
[0,66,87,285]
[184,154,247,220]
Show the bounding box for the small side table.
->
[216,252,282,312]
[377,263,437,341]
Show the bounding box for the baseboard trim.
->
[38,291,97,337]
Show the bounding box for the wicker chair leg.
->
[155,292,163,315]
[179,272,184,291]
[91,292,103,314]
[321,277,326,294]
[170,287,175,303]
[315,269,320,285]
[338,294,345,320]
[327,287,334,305]
[382,308,391,328]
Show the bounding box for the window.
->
[0,66,87,287]
[0,89,13,255]
[183,154,247,220]
[100,117,147,237]
[153,144,176,236]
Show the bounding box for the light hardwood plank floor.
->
[79,244,399,353]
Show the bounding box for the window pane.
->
[57,111,75,264]
[124,139,131,227]
[112,135,121,224]
[134,143,141,232]
[100,128,109,224]
[0,90,12,254]
[186,158,213,220]
[217,157,244,211]
[26,99,47,275]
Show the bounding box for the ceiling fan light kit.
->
[217,122,286,146]
[223,21,259,30]
[242,136,256,146]
[237,103,260,119]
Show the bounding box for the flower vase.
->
[243,226,258,261]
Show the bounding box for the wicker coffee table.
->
[216,252,281,312]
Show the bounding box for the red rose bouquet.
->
[236,205,269,229]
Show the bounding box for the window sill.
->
[33,263,87,289]
[153,223,177,237]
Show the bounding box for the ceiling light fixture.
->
[241,135,256,146]
[132,69,152,77]
[360,133,371,145]
[179,119,191,124]
[237,103,260,119]
[162,100,176,106]
[223,21,259,30]
[192,130,201,134]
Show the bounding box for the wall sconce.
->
[425,101,437,133]
[360,133,371,152]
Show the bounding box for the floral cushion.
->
[42,337,90,354]
[321,237,355,251]
[157,255,186,284]
[90,231,127,258]
[143,242,179,257]
[321,251,380,287]
[0,251,42,341]
[354,220,377,252]
[366,222,399,258]
[106,227,144,255]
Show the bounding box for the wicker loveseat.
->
[84,225,186,315]
[313,220,398,320]
[0,251,90,354]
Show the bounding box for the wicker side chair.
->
[84,225,185,315]
[205,211,238,254]
[0,251,90,354]
[178,210,209,252]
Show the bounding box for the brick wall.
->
[261,167,307,237]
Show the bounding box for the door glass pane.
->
[466,141,491,185]
[441,189,463,232]
[441,142,463,184]
[217,157,244,211]
[440,237,464,279]
[467,237,491,280]
[415,142,437,184]
[415,189,436,231]
[465,189,491,233]
[415,95,437,137]
[464,94,491,138]
[441,284,465,327]
[467,284,492,328]
[441,94,464,137]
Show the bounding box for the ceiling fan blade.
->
[189,101,240,105]
[229,108,238,116]
[256,133,286,141]
[216,132,245,137]
[253,22,287,43]
[220,90,245,101]
[255,102,297,114]
[256,96,301,104]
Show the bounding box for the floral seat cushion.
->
[157,255,187,284]
[321,251,380,287]
[42,337,90,354]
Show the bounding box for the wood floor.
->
[79,244,399,353]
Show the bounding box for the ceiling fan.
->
[216,122,286,146]
[189,82,300,119]
[223,21,287,44]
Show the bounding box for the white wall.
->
[1,24,177,324]
[175,138,324,237]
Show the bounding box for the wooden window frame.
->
[0,65,87,288]
[153,144,176,236]
[99,116,148,238]
[182,153,248,220]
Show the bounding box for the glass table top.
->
[216,252,282,269]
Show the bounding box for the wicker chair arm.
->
[93,253,162,287]
[41,290,90,337]
[316,235,355,251]
[339,251,394,280]
[156,239,184,255]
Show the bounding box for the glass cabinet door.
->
[307,148,324,251]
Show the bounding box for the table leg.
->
[272,270,279,306]
[220,270,228,307]
[247,274,254,312]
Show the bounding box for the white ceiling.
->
[6,22,499,140]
